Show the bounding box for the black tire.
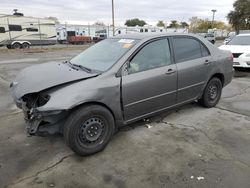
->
[6,45,11,49]
[22,42,30,49]
[198,77,222,108]
[63,105,115,156]
[12,42,21,49]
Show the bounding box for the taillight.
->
[229,53,234,61]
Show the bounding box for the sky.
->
[0,0,236,26]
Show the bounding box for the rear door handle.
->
[165,69,176,75]
[204,59,213,65]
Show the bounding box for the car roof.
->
[111,33,198,40]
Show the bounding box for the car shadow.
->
[118,101,201,132]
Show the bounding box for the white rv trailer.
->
[0,14,56,49]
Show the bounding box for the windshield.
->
[70,38,138,72]
[227,35,250,45]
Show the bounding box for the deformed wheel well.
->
[70,102,116,122]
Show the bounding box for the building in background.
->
[56,24,188,44]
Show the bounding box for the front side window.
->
[70,38,138,72]
[173,37,203,63]
[9,25,22,31]
[129,39,171,74]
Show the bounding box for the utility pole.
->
[65,22,68,48]
[7,17,12,43]
[112,0,115,36]
[211,9,217,29]
[38,19,42,49]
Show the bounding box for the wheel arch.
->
[11,41,31,45]
[199,72,225,99]
[210,73,225,86]
[70,101,117,123]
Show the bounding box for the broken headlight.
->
[22,93,50,109]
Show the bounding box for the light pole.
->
[112,0,115,36]
[211,9,217,28]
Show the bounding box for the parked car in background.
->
[200,33,216,44]
[10,33,233,156]
[219,34,250,68]
[223,36,232,44]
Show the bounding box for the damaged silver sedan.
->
[10,33,234,155]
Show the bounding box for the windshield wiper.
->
[64,61,92,73]
[72,64,92,73]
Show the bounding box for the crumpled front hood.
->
[11,62,98,99]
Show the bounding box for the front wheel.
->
[198,77,222,108]
[63,105,115,156]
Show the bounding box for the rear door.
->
[121,38,177,122]
[171,36,213,103]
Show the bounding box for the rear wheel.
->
[22,42,30,49]
[63,105,115,156]
[12,42,21,49]
[198,77,222,108]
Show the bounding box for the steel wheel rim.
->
[78,117,105,145]
[208,84,218,101]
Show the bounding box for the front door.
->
[121,38,177,122]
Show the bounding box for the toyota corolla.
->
[10,33,234,156]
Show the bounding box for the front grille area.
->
[232,53,243,58]
[234,62,240,65]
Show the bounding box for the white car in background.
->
[219,34,250,68]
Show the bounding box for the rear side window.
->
[9,25,22,31]
[172,37,202,63]
[0,27,5,33]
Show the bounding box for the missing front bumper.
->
[24,110,68,136]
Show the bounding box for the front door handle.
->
[165,69,176,75]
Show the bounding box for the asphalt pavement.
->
[0,47,250,188]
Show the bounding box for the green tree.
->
[157,20,165,27]
[125,18,147,26]
[167,20,180,28]
[189,17,228,33]
[227,0,250,32]
[94,21,105,26]
[180,22,189,28]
